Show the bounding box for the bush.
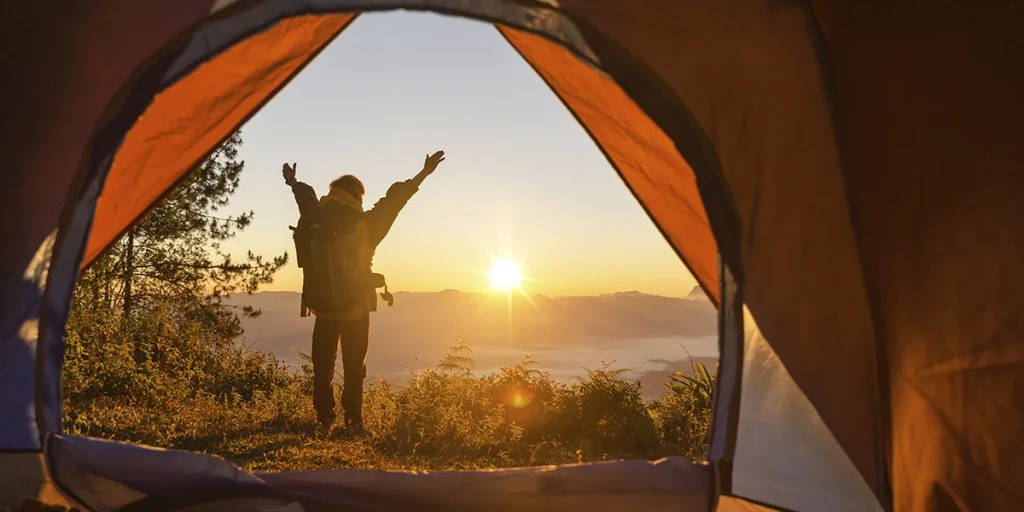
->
[650,362,715,461]
[64,322,715,470]
[65,299,293,408]
[63,296,300,446]
[553,364,661,459]
[358,346,712,466]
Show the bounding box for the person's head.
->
[330,174,365,204]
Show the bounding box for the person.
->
[282,151,445,432]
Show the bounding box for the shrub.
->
[554,364,661,459]
[650,361,715,460]
[64,325,716,470]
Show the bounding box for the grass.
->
[62,316,715,473]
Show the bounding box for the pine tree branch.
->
[190,210,250,223]
[133,261,279,271]
[135,271,204,304]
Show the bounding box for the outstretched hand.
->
[422,151,445,175]
[282,162,297,184]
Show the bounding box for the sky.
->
[220,11,698,298]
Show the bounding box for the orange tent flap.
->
[551,1,884,498]
[83,13,355,266]
[498,26,720,304]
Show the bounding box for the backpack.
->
[291,205,364,317]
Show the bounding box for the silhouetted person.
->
[283,151,445,431]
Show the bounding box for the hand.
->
[422,151,445,175]
[282,162,297,184]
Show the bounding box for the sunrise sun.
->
[489,259,521,292]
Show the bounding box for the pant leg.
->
[338,314,370,425]
[311,316,342,422]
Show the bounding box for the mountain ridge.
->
[233,285,706,300]
[226,286,717,400]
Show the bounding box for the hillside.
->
[64,287,718,479]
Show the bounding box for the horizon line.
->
[241,286,707,300]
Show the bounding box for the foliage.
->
[436,337,474,375]
[64,297,293,417]
[556,363,661,457]
[649,361,716,460]
[65,332,716,471]
[72,131,286,362]
[669,360,715,411]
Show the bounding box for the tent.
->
[1,1,1021,510]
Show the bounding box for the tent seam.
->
[803,4,893,509]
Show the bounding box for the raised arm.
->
[364,151,445,247]
[283,162,319,216]
[410,150,445,188]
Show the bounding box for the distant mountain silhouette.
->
[226,286,717,399]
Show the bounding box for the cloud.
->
[227,289,718,391]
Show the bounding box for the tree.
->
[72,131,287,362]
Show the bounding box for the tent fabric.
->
[0,0,219,450]
[731,306,878,512]
[715,496,781,512]
[48,434,712,512]
[256,455,711,511]
[0,230,56,449]
[84,13,356,265]
[154,498,304,512]
[0,0,211,322]
[707,262,742,471]
[806,1,1024,509]
[0,452,80,510]
[1,1,1022,511]
[551,0,886,500]
[47,435,275,512]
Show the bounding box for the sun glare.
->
[489,259,521,292]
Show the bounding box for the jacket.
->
[290,178,419,320]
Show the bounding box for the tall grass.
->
[63,312,715,472]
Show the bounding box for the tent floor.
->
[0,452,80,511]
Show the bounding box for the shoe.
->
[317,412,336,430]
[346,421,368,438]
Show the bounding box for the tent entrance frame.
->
[40,0,741,442]
[31,2,762,511]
